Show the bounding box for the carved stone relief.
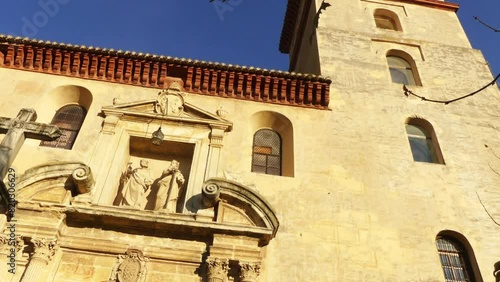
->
[155,90,184,116]
[0,235,24,254]
[109,248,148,282]
[116,159,185,212]
[206,258,229,282]
[239,261,261,282]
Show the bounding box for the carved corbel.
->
[209,125,227,147]
[239,261,261,282]
[109,248,148,282]
[102,114,121,134]
[206,258,229,282]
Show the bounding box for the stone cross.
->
[0,108,61,181]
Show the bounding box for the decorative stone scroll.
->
[206,258,229,282]
[239,261,261,282]
[21,238,57,282]
[72,165,95,194]
[109,248,148,282]
[201,182,220,208]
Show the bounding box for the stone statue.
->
[154,160,185,212]
[120,160,154,209]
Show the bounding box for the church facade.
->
[0,0,499,281]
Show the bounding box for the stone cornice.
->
[62,204,275,245]
[0,35,331,110]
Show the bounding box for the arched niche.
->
[35,85,93,123]
[250,111,294,177]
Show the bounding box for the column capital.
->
[206,257,229,282]
[239,261,261,282]
[30,238,57,263]
[0,235,24,254]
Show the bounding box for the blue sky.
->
[0,0,498,76]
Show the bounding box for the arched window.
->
[405,118,444,164]
[374,9,402,31]
[436,237,475,282]
[40,104,87,149]
[387,56,416,85]
[252,129,281,176]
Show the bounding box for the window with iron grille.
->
[436,237,475,282]
[40,104,87,150]
[252,129,281,176]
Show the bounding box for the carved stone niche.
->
[16,162,95,205]
[109,248,148,282]
[112,137,195,213]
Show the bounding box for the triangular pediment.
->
[102,87,232,131]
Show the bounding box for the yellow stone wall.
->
[0,0,499,281]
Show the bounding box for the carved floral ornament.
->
[0,235,24,253]
[31,238,57,263]
[206,258,229,281]
[239,261,261,282]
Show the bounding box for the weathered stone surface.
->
[0,1,499,281]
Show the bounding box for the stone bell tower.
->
[277,0,500,281]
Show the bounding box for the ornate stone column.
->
[239,261,261,282]
[20,238,57,282]
[206,258,229,282]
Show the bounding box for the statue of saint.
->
[154,160,185,212]
[120,159,154,209]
